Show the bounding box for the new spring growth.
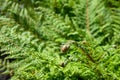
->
[61,40,75,53]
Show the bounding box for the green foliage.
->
[0,0,120,80]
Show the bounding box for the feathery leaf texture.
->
[0,0,120,80]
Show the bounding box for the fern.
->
[0,0,120,80]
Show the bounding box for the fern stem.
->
[78,47,95,63]
[86,0,91,36]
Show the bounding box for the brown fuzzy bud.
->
[61,44,70,53]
